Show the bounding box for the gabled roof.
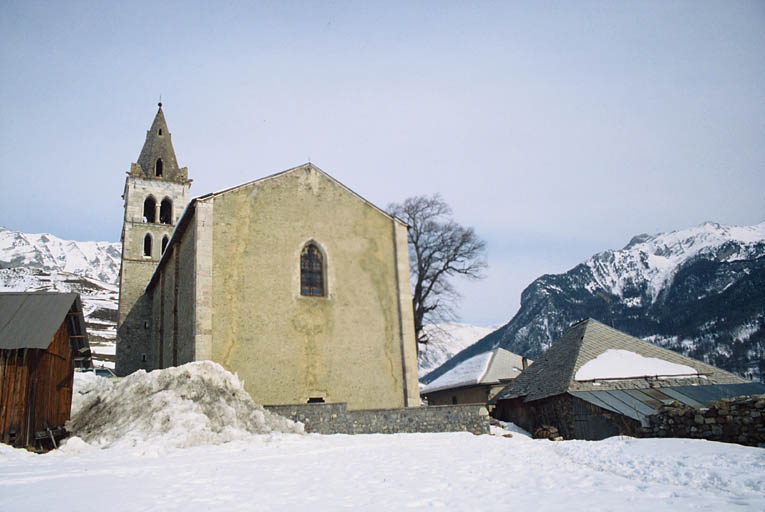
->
[492,318,746,403]
[0,293,90,365]
[147,162,405,291]
[421,347,527,394]
[204,162,403,224]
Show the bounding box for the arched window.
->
[300,243,324,296]
[159,198,172,224]
[158,128,163,135]
[155,158,163,177]
[161,235,169,254]
[143,233,152,257]
[143,196,156,223]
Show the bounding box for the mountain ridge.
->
[422,221,765,384]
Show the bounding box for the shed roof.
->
[0,293,90,363]
[421,347,528,394]
[570,382,765,426]
[492,318,746,404]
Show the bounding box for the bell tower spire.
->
[130,102,188,182]
[116,103,192,376]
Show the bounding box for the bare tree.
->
[388,194,487,344]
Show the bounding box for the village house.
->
[116,104,420,410]
[421,347,529,406]
[0,292,91,450]
[491,318,764,440]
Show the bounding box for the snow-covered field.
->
[1,363,763,511]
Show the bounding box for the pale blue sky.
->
[1,1,763,326]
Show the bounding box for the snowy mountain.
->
[418,322,496,377]
[0,226,120,283]
[423,221,765,384]
[0,226,121,367]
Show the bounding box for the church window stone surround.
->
[301,243,325,296]
[159,198,173,224]
[143,196,156,223]
[143,233,152,257]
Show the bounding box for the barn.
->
[490,318,760,440]
[0,292,91,450]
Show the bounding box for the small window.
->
[143,196,156,223]
[160,198,172,224]
[155,158,163,177]
[161,235,169,254]
[300,243,324,296]
[141,353,147,362]
[158,129,163,135]
[143,233,152,257]
[307,397,325,404]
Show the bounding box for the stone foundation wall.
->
[265,403,490,435]
[645,394,765,447]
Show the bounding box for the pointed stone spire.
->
[131,102,188,182]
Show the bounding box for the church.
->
[116,104,420,409]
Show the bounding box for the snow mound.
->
[575,349,697,381]
[65,361,304,452]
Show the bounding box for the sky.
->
[1,1,763,327]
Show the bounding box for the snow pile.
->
[575,349,697,381]
[66,361,303,452]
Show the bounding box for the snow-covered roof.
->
[493,318,747,403]
[420,347,527,394]
[574,349,697,381]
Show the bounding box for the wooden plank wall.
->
[31,321,75,436]
[0,348,34,447]
[0,320,75,449]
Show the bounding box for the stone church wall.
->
[265,403,490,435]
[207,166,419,410]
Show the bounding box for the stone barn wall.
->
[492,394,642,440]
[645,394,765,447]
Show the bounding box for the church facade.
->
[116,105,420,409]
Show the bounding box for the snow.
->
[585,221,765,304]
[0,226,120,285]
[2,426,764,510]
[1,363,764,511]
[420,351,493,393]
[418,321,497,376]
[66,362,303,453]
[575,349,698,381]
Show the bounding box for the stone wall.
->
[265,403,490,435]
[645,394,765,447]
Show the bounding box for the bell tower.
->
[116,103,192,375]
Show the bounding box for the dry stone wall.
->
[645,394,765,447]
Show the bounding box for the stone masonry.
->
[645,394,765,447]
[265,403,490,435]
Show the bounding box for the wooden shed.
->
[0,292,92,450]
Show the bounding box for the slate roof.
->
[492,318,746,403]
[0,293,91,365]
[421,347,528,394]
